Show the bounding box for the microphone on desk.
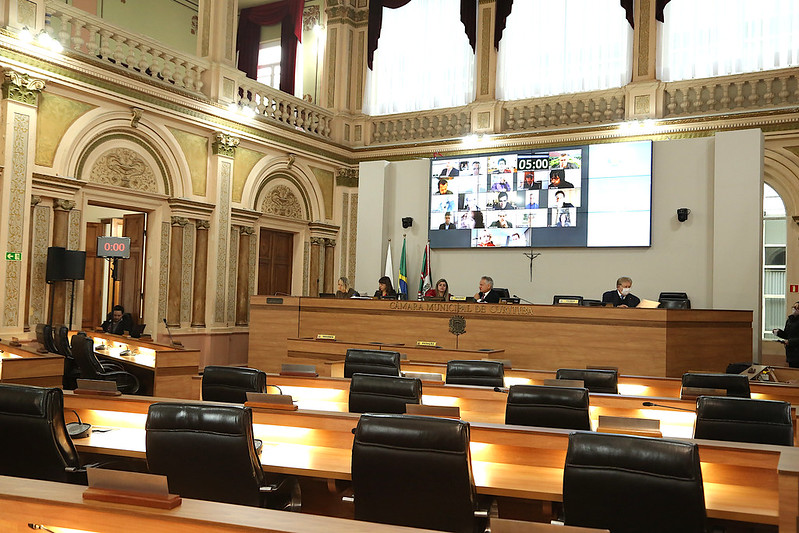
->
[162,318,182,347]
[513,295,534,305]
[494,387,509,394]
[642,401,694,412]
[274,292,291,297]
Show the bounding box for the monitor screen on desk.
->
[428,140,652,249]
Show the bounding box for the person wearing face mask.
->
[773,301,799,367]
[601,276,640,308]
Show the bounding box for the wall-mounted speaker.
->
[46,247,87,282]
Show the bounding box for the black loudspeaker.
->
[46,247,87,281]
[63,250,86,280]
[46,247,66,282]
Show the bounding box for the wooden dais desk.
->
[0,340,63,387]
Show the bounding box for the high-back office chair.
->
[659,292,691,309]
[694,396,793,446]
[0,384,83,483]
[71,332,140,394]
[146,402,299,510]
[53,325,72,357]
[505,385,591,430]
[556,368,618,394]
[343,349,401,378]
[563,432,706,533]
[446,360,505,388]
[681,372,750,398]
[35,323,58,353]
[553,295,583,305]
[348,373,422,414]
[493,288,510,299]
[201,365,267,403]
[351,413,485,533]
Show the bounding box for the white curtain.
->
[658,0,799,82]
[363,0,476,116]
[496,0,632,101]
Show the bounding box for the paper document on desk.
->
[637,299,660,308]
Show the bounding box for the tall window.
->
[363,0,475,116]
[763,183,787,340]
[658,0,799,82]
[257,42,282,89]
[496,0,632,100]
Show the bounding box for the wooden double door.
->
[82,213,146,329]
[258,229,293,296]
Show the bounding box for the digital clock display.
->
[97,236,131,258]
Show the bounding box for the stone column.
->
[323,238,336,293]
[191,220,209,327]
[309,237,323,297]
[624,0,663,120]
[50,198,75,325]
[208,133,238,327]
[0,70,45,334]
[235,226,254,326]
[196,0,241,103]
[337,168,359,288]
[167,216,188,327]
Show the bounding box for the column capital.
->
[195,219,211,230]
[2,70,46,106]
[212,132,240,157]
[324,238,336,247]
[239,226,255,236]
[336,167,359,187]
[171,216,190,227]
[311,236,325,246]
[53,199,76,211]
[31,195,42,207]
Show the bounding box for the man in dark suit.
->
[438,212,456,229]
[101,304,134,334]
[601,276,640,308]
[475,275,501,303]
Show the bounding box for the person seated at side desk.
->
[601,276,641,308]
[335,277,359,298]
[425,278,451,300]
[475,275,501,303]
[101,304,134,334]
[374,276,397,299]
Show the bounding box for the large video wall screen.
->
[428,140,652,248]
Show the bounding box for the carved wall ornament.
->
[336,167,359,187]
[261,184,306,220]
[324,238,336,247]
[195,219,211,230]
[2,71,46,106]
[53,199,76,211]
[89,147,158,192]
[303,5,321,30]
[171,216,189,227]
[311,237,325,246]
[130,107,143,128]
[240,226,255,236]
[30,195,41,206]
[212,132,240,157]
[287,153,296,169]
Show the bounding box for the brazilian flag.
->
[398,236,408,299]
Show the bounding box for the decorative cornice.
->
[212,132,240,157]
[2,69,45,106]
[230,206,261,226]
[325,1,368,26]
[309,221,340,239]
[168,197,216,219]
[31,172,86,199]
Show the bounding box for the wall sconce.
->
[677,208,691,222]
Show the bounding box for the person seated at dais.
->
[425,278,450,300]
[335,277,359,298]
[474,275,500,303]
[374,276,397,299]
[101,304,134,334]
[601,276,640,308]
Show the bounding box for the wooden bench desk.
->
[0,340,63,388]
[62,392,799,531]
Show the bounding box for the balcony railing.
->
[237,78,332,139]
[46,0,207,94]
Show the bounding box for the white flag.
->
[384,240,393,283]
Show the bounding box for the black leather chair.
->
[351,413,486,532]
[71,332,140,394]
[446,360,504,388]
[556,368,618,394]
[563,431,706,533]
[0,384,84,483]
[553,295,583,305]
[202,365,267,403]
[659,291,691,309]
[35,323,58,353]
[694,396,793,446]
[343,349,401,378]
[52,324,72,357]
[146,402,299,510]
[681,372,750,398]
[505,385,591,430]
[349,373,422,414]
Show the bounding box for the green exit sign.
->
[5,252,21,261]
